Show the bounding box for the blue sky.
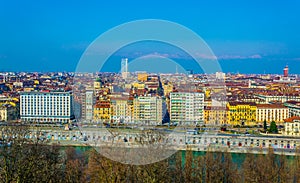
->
[1,0,300,73]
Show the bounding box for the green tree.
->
[263,120,267,131]
[269,121,278,133]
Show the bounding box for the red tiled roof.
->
[284,116,300,123]
[228,101,256,106]
[285,101,300,105]
[256,104,286,109]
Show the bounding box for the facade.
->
[110,97,133,123]
[255,94,300,103]
[81,90,94,121]
[121,58,128,79]
[204,106,228,125]
[94,81,101,90]
[93,101,111,121]
[284,101,300,117]
[227,102,257,125]
[137,73,148,82]
[162,82,173,97]
[284,116,300,136]
[20,91,73,123]
[170,92,204,125]
[0,104,18,121]
[256,104,288,123]
[133,96,162,124]
[215,72,225,80]
[283,65,289,77]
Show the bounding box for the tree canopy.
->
[269,121,278,133]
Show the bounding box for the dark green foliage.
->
[263,119,267,131]
[269,121,278,133]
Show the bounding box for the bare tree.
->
[0,125,63,183]
[63,147,87,183]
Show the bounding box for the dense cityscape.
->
[2,1,300,182]
[1,60,300,181]
[1,61,300,134]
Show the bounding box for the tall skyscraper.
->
[121,58,128,79]
[216,72,225,80]
[170,92,204,125]
[20,91,74,123]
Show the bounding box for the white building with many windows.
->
[284,101,300,117]
[20,91,73,123]
[284,116,300,136]
[170,92,204,125]
[255,94,300,103]
[256,104,288,123]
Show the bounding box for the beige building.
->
[256,104,288,123]
[110,97,133,123]
[284,116,300,136]
[133,96,162,125]
[170,92,204,125]
[255,94,300,103]
[0,104,17,121]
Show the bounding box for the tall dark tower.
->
[283,65,288,77]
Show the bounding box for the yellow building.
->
[162,82,173,96]
[227,102,257,126]
[34,80,39,85]
[23,87,34,92]
[137,73,148,82]
[94,81,101,90]
[93,101,111,121]
[132,82,145,90]
[110,97,133,123]
[204,106,228,125]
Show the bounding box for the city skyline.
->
[2,1,300,181]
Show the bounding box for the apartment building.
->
[227,102,256,125]
[284,101,300,117]
[256,104,288,123]
[133,96,162,125]
[204,106,228,125]
[170,92,204,125]
[93,100,111,121]
[284,116,300,136]
[20,91,73,123]
[110,97,133,123]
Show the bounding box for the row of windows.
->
[22,97,69,99]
